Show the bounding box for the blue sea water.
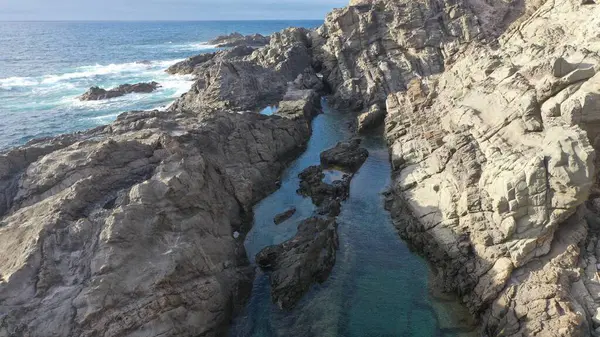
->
[0,20,322,149]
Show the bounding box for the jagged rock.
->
[320,139,368,172]
[256,216,338,310]
[297,165,350,217]
[365,0,600,335]
[0,102,314,336]
[171,28,318,111]
[79,82,160,101]
[273,207,296,224]
[165,46,255,75]
[208,32,270,48]
[357,104,386,133]
[276,86,322,120]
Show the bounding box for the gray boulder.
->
[320,138,369,172]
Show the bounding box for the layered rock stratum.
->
[312,0,600,335]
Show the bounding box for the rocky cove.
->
[2,1,600,337]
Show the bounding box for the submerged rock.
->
[297,165,351,217]
[79,81,160,101]
[256,216,338,310]
[209,32,270,48]
[320,139,369,172]
[273,207,296,224]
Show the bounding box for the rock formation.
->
[165,46,255,76]
[320,138,369,172]
[310,0,600,335]
[357,104,386,133]
[5,0,600,335]
[208,32,270,48]
[171,28,318,111]
[79,82,160,101]
[0,24,324,334]
[273,207,296,225]
[257,140,367,309]
[255,217,338,310]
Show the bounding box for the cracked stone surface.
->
[0,85,318,337]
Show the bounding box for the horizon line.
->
[0,19,326,23]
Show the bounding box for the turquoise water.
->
[0,21,322,148]
[231,100,462,337]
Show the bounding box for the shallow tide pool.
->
[230,99,468,337]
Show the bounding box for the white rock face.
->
[317,0,600,335]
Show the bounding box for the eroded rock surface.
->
[79,82,160,101]
[255,217,338,310]
[171,28,317,111]
[320,138,369,172]
[209,32,270,48]
[273,207,296,224]
[357,104,386,133]
[315,0,600,335]
[166,46,255,76]
[0,72,318,337]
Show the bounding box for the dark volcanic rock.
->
[256,216,338,310]
[79,82,160,101]
[320,139,369,172]
[209,32,270,48]
[273,207,296,224]
[297,165,350,216]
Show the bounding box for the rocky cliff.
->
[0,26,323,334]
[312,0,600,335]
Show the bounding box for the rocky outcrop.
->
[0,70,319,336]
[311,0,527,111]
[298,165,350,217]
[318,0,600,335]
[257,139,367,309]
[320,138,369,172]
[79,82,160,101]
[357,104,386,133]
[208,32,270,48]
[255,217,338,310]
[165,46,255,76]
[171,28,318,111]
[273,207,296,224]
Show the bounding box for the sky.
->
[0,0,348,21]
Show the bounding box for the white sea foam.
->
[0,76,39,89]
[172,42,219,52]
[0,59,187,90]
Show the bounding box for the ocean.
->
[0,20,322,149]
